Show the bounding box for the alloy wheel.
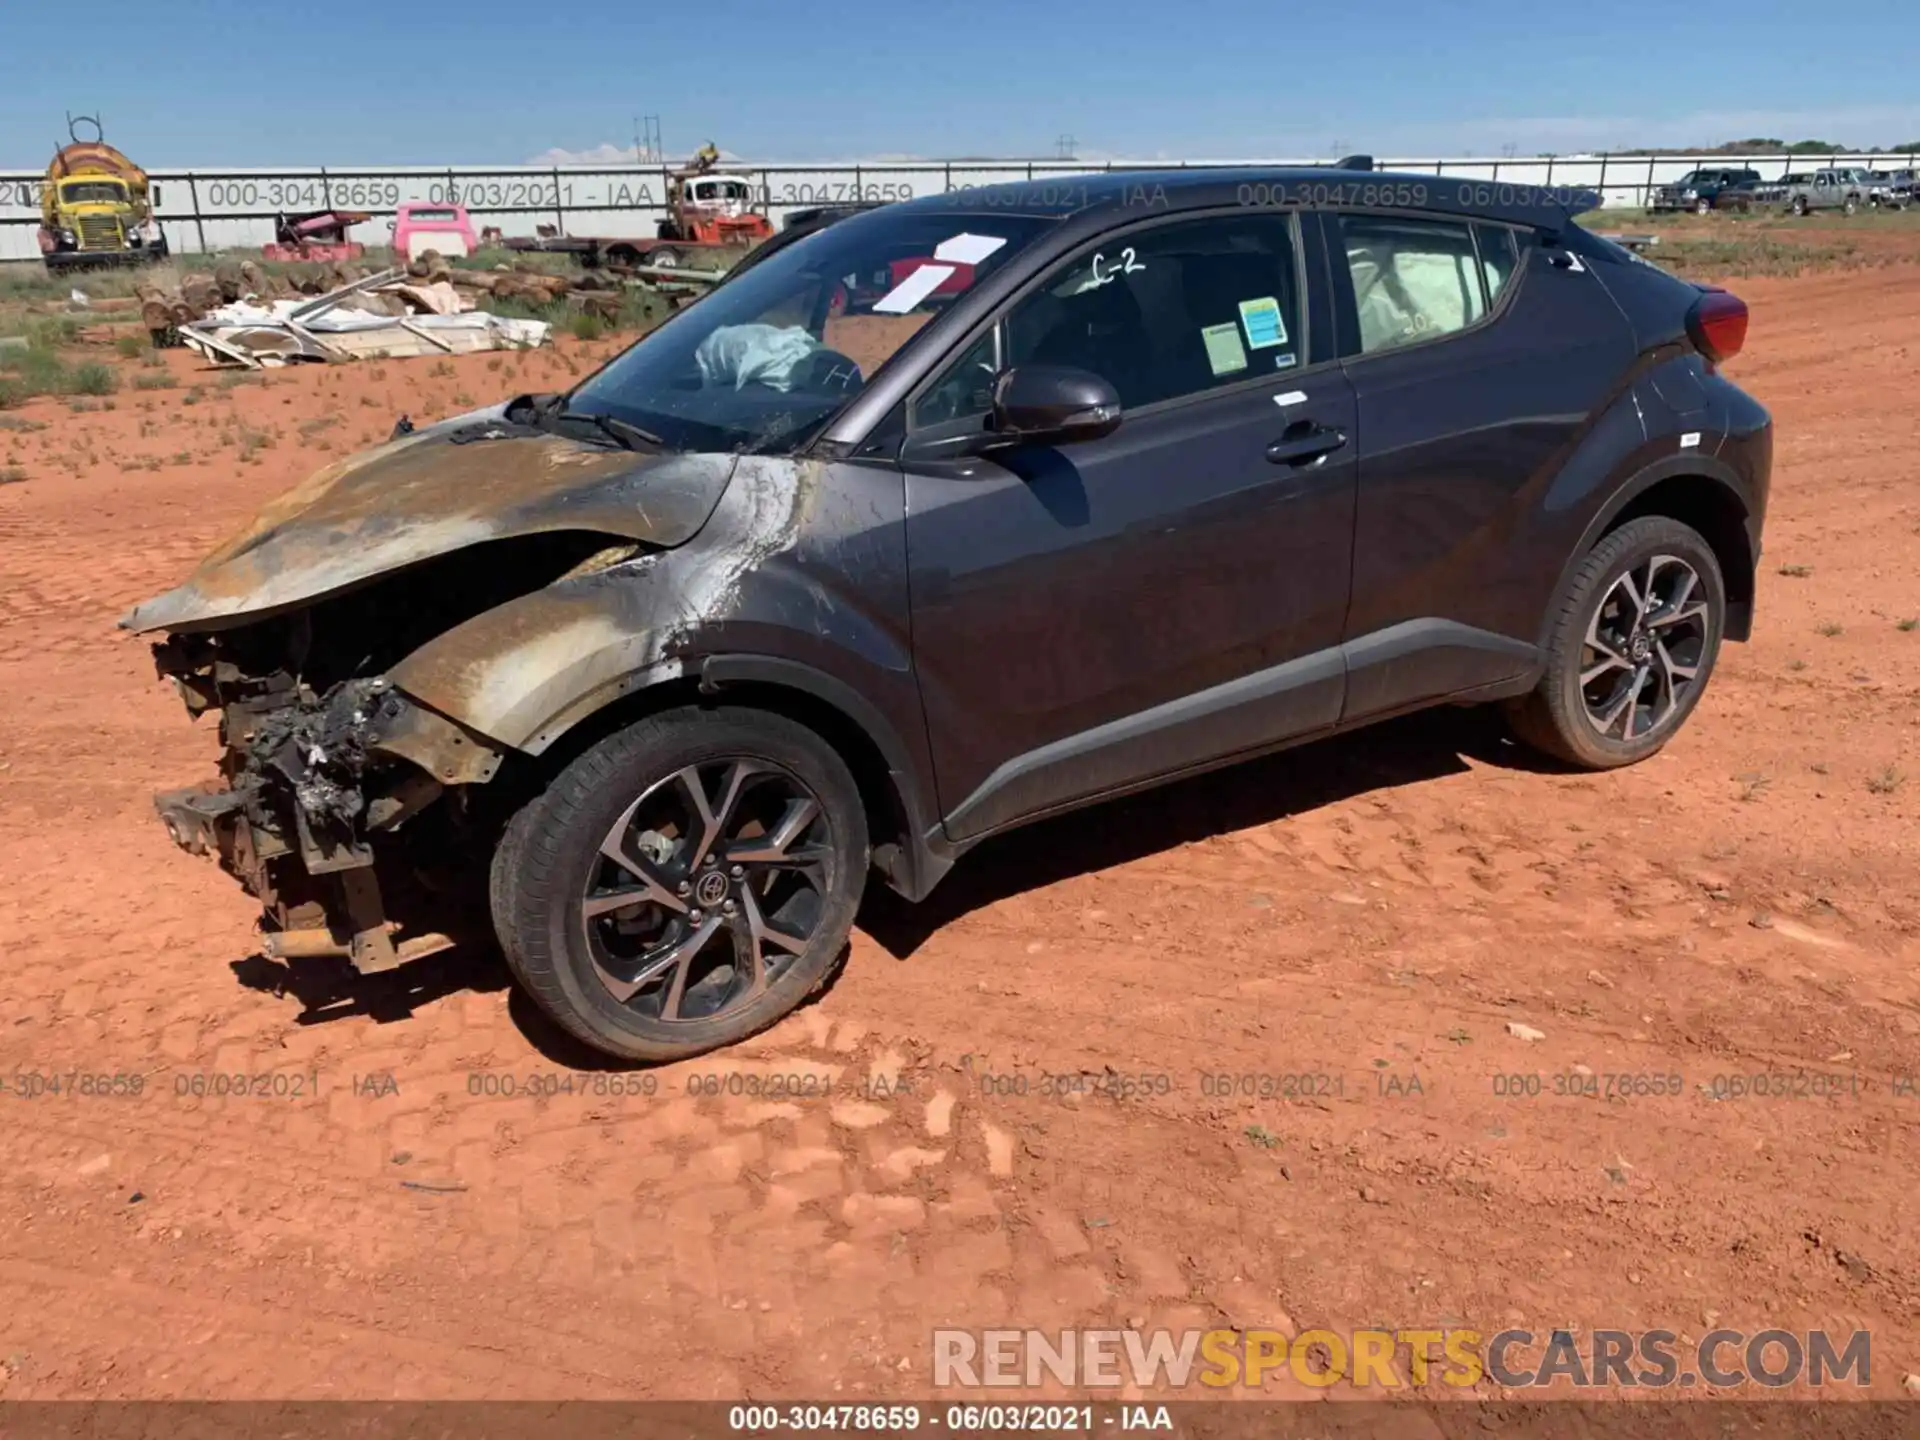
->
[1580,554,1711,743]
[580,759,832,1022]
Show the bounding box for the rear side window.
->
[1339,215,1516,355]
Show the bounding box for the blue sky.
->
[4,0,1918,167]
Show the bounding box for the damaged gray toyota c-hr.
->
[127,167,1771,1061]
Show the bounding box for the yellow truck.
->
[38,116,169,273]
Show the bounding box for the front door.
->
[899,209,1359,841]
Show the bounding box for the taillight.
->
[1688,288,1748,365]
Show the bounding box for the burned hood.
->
[119,421,738,634]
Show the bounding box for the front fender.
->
[389,455,919,756]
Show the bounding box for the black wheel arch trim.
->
[696,653,956,902]
[1544,452,1758,649]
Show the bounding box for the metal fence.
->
[4,152,1914,263]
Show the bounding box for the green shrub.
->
[69,361,118,396]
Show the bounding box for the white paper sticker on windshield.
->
[934,233,1007,265]
[873,263,956,314]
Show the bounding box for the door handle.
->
[1265,426,1348,467]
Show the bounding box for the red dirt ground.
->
[0,268,1915,1405]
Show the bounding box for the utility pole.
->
[633,115,662,163]
[1056,134,1077,160]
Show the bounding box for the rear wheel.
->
[645,246,683,270]
[1507,516,1725,770]
[491,707,869,1062]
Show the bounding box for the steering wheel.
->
[792,348,864,394]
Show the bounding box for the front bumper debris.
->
[149,647,502,974]
[153,781,453,973]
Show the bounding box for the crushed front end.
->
[151,629,502,972]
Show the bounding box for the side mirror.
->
[989,365,1122,446]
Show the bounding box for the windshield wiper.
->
[539,400,666,451]
[575,411,666,450]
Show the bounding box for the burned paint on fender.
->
[386,456,830,745]
[386,454,917,754]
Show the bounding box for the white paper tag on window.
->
[873,264,956,314]
[934,233,1006,265]
[1201,322,1247,376]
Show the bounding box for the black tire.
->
[491,706,869,1062]
[645,246,683,270]
[1791,196,1809,217]
[1506,516,1726,770]
[1843,197,1859,216]
[1694,198,1713,216]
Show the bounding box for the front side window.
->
[916,212,1303,423]
[571,210,1050,454]
[1340,214,1515,356]
[914,329,999,427]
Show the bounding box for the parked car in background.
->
[1869,169,1917,207]
[1650,168,1762,214]
[390,202,480,261]
[124,166,1771,1062]
[1758,167,1902,215]
[1755,170,1857,215]
[1824,167,1905,209]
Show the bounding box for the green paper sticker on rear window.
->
[1238,296,1289,349]
[1202,322,1248,376]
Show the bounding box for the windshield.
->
[569,209,1052,455]
[61,180,128,205]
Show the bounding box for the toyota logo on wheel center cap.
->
[695,870,730,907]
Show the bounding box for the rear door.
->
[900,208,1359,839]
[1325,208,1639,719]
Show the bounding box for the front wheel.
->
[491,706,870,1062]
[1506,516,1725,770]
[1694,198,1713,215]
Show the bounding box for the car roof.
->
[881,165,1600,230]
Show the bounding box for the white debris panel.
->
[180,267,551,368]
